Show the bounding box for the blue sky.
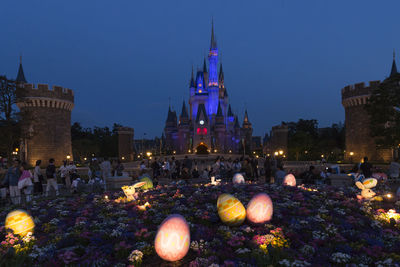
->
[1,0,399,138]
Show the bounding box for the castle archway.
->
[196,143,209,155]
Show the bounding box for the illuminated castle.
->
[164,22,253,154]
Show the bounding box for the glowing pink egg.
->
[283,174,296,186]
[154,214,190,262]
[246,193,273,224]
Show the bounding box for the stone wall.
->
[342,81,392,162]
[16,83,74,166]
[117,127,134,161]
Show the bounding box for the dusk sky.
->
[1,0,399,138]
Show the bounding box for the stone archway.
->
[196,143,209,155]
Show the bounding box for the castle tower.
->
[241,110,253,155]
[214,102,226,152]
[16,62,74,165]
[178,101,190,153]
[117,127,135,161]
[164,106,178,153]
[193,103,210,154]
[207,19,219,117]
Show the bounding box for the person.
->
[114,160,124,176]
[275,165,286,185]
[89,158,101,179]
[18,162,33,202]
[100,157,111,182]
[3,159,21,204]
[232,159,241,173]
[264,156,272,184]
[302,166,318,185]
[33,160,43,194]
[151,158,160,179]
[162,158,170,178]
[68,161,77,180]
[183,156,192,173]
[59,161,71,189]
[46,158,59,196]
[241,158,253,180]
[360,157,373,178]
[251,158,259,180]
[140,161,146,175]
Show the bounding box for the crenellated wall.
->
[341,80,392,162]
[16,83,74,166]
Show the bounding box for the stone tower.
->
[117,127,135,161]
[341,54,396,162]
[15,61,74,166]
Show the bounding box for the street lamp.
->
[279,150,283,155]
[66,155,71,160]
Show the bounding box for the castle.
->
[341,54,396,162]
[164,22,253,154]
[14,59,75,166]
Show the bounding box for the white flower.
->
[128,250,143,263]
[330,252,351,264]
[235,248,251,254]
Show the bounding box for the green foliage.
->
[71,122,120,160]
[286,119,345,161]
[365,74,400,149]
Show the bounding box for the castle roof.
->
[16,58,27,83]
[203,58,207,73]
[227,104,234,117]
[234,115,240,128]
[219,63,224,81]
[190,66,195,88]
[216,102,223,117]
[210,18,217,50]
[180,101,189,119]
[166,106,177,123]
[244,109,249,123]
[196,103,208,123]
[390,51,398,77]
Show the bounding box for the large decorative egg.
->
[140,176,153,190]
[217,194,246,226]
[5,209,35,236]
[362,178,377,189]
[246,193,273,224]
[154,214,190,262]
[232,173,245,184]
[283,174,296,186]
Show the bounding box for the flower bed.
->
[1,182,400,266]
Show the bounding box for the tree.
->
[0,76,20,160]
[365,73,400,150]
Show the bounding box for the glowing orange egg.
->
[5,209,35,236]
[283,174,296,186]
[246,193,273,224]
[154,214,190,262]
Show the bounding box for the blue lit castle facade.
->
[164,23,253,154]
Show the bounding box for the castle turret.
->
[16,73,74,165]
[241,110,253,155]
[164,106,178,153]
[203,58,208,87]
[178,101,190,153]
[193,103,210,154]
[215,102,226,152]
[16,56,27,84]
[390,50,398,77]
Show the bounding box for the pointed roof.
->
[244,109,249,123]
[227,104,234,117]
[234,115,240,128]
[210,18,217,50]
[219,63,224,80]
[190,66,195,88]
[180,101,189,119]
[166,106,177,123]
[390,50,398,77]
[203,58,207,73]
[216,102,223,117]
[16,56,27,83]
[196,103,208,123]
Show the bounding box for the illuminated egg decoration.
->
[5,209,35,237]
[246,193,273,224]
[283,174,296,187]
[217,194,246,226]
[362,178,377,189]
[154,214,190,262]
[232,173,245,184]
[140,176,153,190]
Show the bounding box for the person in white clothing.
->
[33,160,43,194]
[59,161,71,189]
[46,158,59,196]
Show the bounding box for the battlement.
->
[18,83,74,103]
[341,80,380,99]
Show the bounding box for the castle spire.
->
[390,49,398,77]
[203,58,208,73]
[216,102,223,117]
[219,63,224,86]
[210,18,217,50]
[180,101,189,119]
[16,55,27,83]
[227,104,234,117]
[244,109,249,123]
[190,65,195,88]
